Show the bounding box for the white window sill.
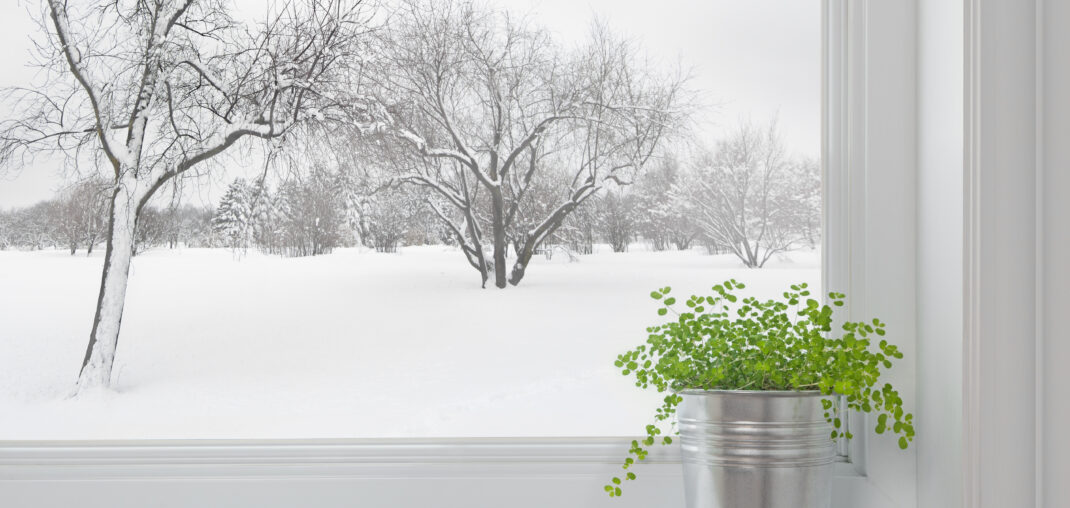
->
[0,438,888,508]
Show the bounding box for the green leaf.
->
[876,413,888,434]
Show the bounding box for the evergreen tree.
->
[211,178,252,250]
[247,177,281,254]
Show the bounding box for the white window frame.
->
[0,2,922,507]
[823,0,919,506]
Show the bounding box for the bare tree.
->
[0,0,377,391]
[275,167,350,257]
[49,195,82,255]
[504,163,575,258]
[563,201,597,255]
[0,210,9,250]
[77,179,110,254]
[133,205,168,255]
[789,156,821,248]
[157,202,215,248]
[182,205,217,247]
[674,121,819,268]
[355,185,425,252]
[52,177,110,255]
[9,202,58,250]
[596,189,638,253]
[370,0,686,287]
[634,154,700,250]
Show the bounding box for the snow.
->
[0,245,818,439]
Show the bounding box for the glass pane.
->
[0,0,821,439]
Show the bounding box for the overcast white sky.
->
[0,0,820,208]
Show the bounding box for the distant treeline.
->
[2,125,820,268]
[0,179,215,255]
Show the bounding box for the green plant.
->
[604,280,914,498]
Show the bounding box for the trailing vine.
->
[605,280,914,497]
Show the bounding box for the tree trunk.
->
[490,189,507,289]
[76,188,137,392]
[509,242,535,286]
[509,216,568,286]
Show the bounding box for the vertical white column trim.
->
[963,1,1041,506]
[1034,0,1045,506]
[962,0,982,506]
[822,0,868,475]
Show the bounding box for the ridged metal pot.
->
[678,390,836,508]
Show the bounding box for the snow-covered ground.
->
[0,245,819,439]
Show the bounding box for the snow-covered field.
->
[0,245,818,440]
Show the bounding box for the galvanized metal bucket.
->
[678,390,836,508]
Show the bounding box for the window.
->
[0,0,821,443]
[2,2,949,508]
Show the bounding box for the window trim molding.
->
[823,0,868,476]
[0,438,860,482]
[0,438,677,481]
[963,0,1045,505]
[823,0,920,506]
[0,2,919,507]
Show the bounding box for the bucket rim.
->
[676,389,827,397]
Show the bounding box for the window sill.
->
[0,438,883,508]
[0,437,867,480]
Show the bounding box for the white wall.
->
[1040,1,1070,505]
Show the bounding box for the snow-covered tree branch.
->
[672,121,820,268]
[366,0,689,288]
[0,0,379,392]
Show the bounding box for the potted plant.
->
[605,280,914,508]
